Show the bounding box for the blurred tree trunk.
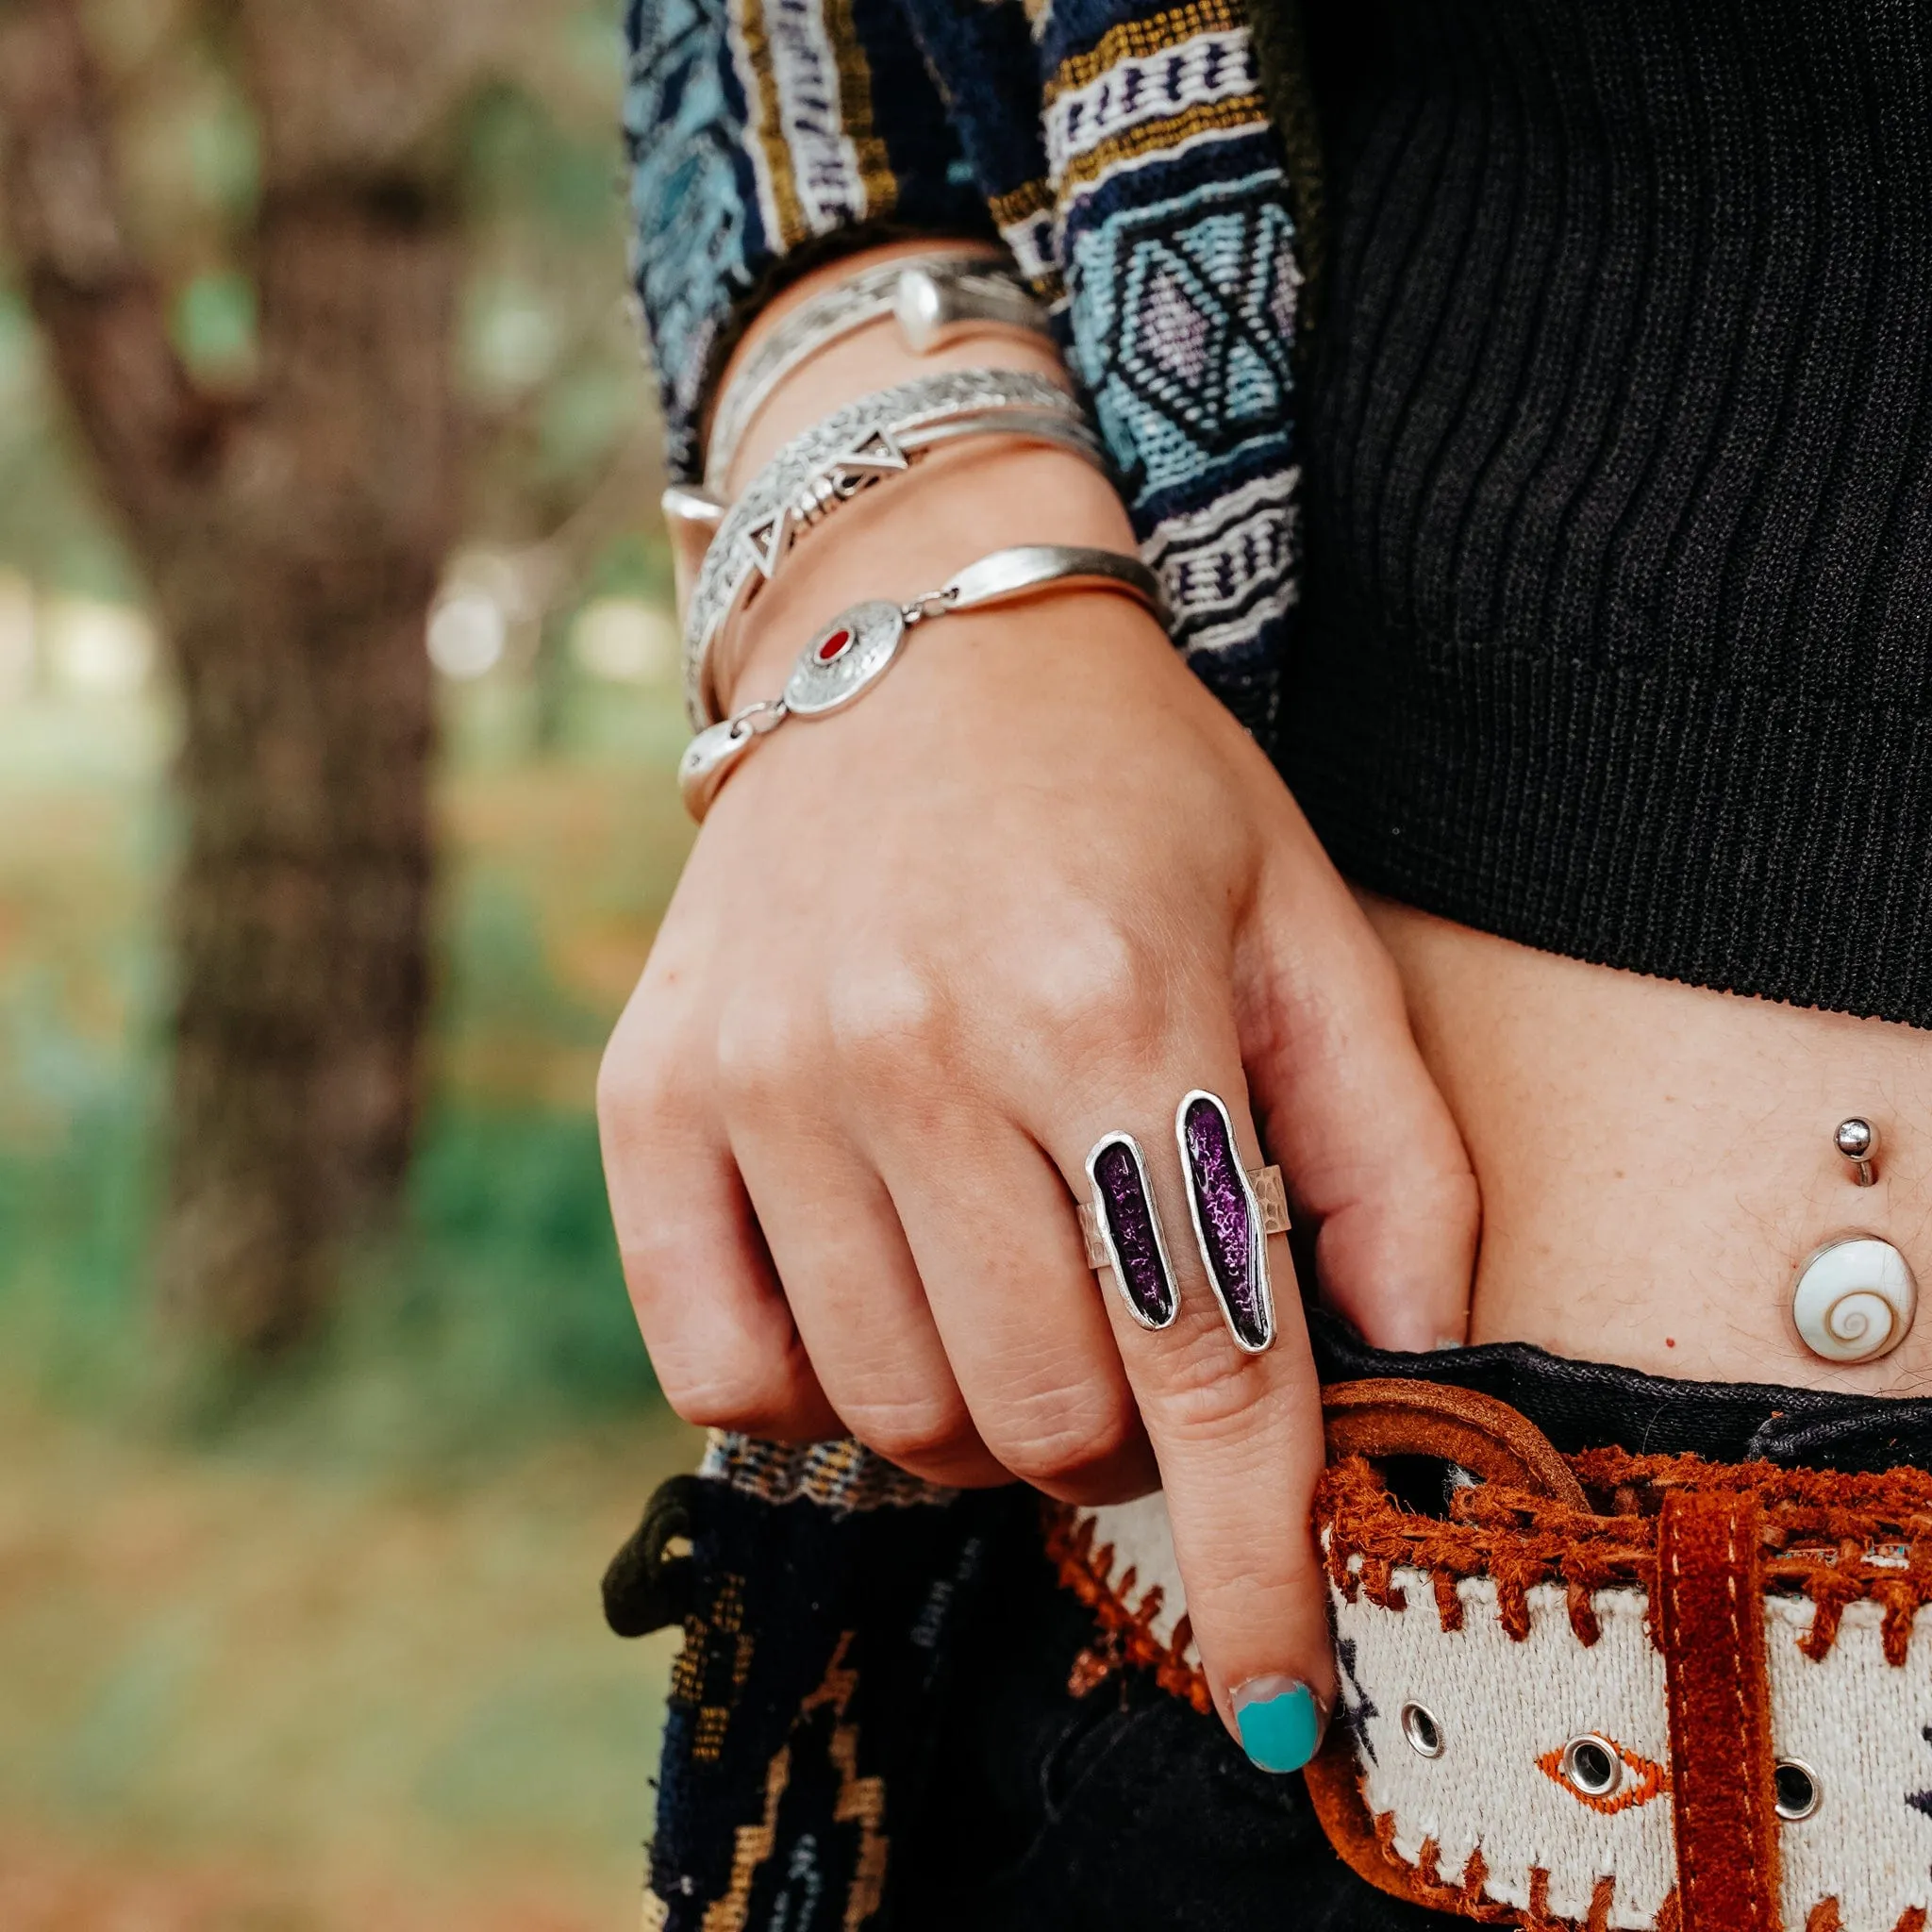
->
[0,0,473,1349]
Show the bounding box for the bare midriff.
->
[1361,893,1932,1395]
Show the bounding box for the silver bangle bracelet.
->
[677,543,1168,823]
[681,369,1108,727]
[704,255,1052,487]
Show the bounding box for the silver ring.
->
[1175,1090,1278,1353]
[1082,1133,1179,1329]
[1076,1163,1288,1268]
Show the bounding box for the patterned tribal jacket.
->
[622,0,1319,740]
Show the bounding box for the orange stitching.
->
[1585,1875,1615,1932]
[1533,1740,1668,1815]
[1317,1453,1932,1663]
[1041,1503,1212,1714]
[1806,1901,1843,1932]
[1526,1868,1553,1927]
[1723,1508,1766,1912]
[1565,1579,1602,1646]
[1366,1811,1522,1924]
[1664,1527,1703,1924]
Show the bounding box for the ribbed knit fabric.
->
[1279,0,1932,1027]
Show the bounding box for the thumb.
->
[1235,844,1479,1351]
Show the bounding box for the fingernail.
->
[1432,1334,1466,1352]
[1230,1676,1326,1774]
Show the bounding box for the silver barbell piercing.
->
[1792,1119,1914,1364]
[1836,1117,1878,1187]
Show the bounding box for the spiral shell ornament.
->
[1790,1237,1918,1363]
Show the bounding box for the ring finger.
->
[727,1100,1008,1489]
[876,1113,1157,1504]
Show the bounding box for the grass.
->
[0,674,704,1928]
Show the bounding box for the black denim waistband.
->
[1308,1307,1932,1473]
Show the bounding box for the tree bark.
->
[0,0,462,1349]
[154,181,455,1349]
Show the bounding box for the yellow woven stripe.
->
[1044,0,1244,104]
[732,0,808,249]
[824,0,897,221]
[987,177,1065,304]
[989,176,1053,230]
[1056,92,1269,194]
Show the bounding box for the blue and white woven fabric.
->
[621,0,1304,736]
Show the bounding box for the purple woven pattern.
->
[1091,1137,1176,1327]
[1179,1093,1272,1349]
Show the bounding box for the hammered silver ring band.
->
[1077,1165,1288,1270]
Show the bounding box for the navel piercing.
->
[1836,1117,1879,1186]
[1791,1235,1917,1363]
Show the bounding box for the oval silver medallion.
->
[784,601,908,717]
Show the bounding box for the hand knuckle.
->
[1150,1329,1272,1441]
[715,996,815,1110]
[1016,920,1168,1051]
[824,952,953,1077]
[841,1391,969,1466]
[653,1357,790,1431]
[988,1391,1138,1489]
[596,1033,673,1137]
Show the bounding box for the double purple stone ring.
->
[1077,1091,1289,1353]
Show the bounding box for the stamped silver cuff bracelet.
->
[703,254,1051,487]
[676,543,1167,822]
[680,370,1107,728]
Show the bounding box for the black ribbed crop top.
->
[1275,0,1932,1026]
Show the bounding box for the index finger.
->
[1040,1051,1333,1774]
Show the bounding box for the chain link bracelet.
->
[676,544,1168,822]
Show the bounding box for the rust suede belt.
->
[1047,1378,1932,1932]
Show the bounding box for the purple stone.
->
[1091,1138,1176,1327]
[1180,1095,1274,1350]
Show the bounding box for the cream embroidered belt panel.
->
[1049,1379,1932,1932]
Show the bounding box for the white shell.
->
[1790,1236,1917,1363]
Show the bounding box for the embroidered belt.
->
[1050,1378,1932,1932]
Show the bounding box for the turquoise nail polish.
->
[1232,1678,1324,1774]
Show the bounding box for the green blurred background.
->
[0,1,699,1923]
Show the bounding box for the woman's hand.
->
[599,425,1479,1763]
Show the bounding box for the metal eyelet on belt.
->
[1558,1734,1624,1800]
[1774,1759,1821,1821]
[1400,1702,1443,1758]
